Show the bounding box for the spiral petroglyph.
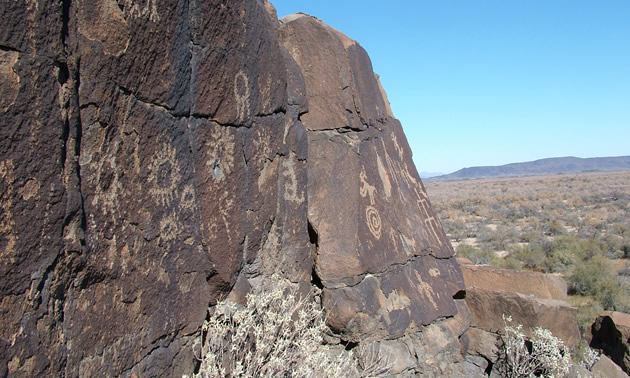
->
[365,205,382,240]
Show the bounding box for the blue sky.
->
[271,1,630,174]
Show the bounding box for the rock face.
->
[1,1,464,376]
[589,311,630,374]
[279,13,464,344]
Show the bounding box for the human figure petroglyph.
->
[282,155,304,203]
[414,271,439,310]
[234,70,250,121]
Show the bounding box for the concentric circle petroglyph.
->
[365,205,382,239]
[149,140,181,207]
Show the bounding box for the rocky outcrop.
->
[589,311,630,374]
[461,264,568,300]
[592,355,630,378]
[1,1,306,376]
[278,12,464,344]
[1,1,465,376]
[461,265,580,375]
[466,288,580,348]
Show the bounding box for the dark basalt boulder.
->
[278,13,464,343]
[0,1,464,376]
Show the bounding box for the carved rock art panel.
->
[234,70,251,121]
[360,166,381,240]
[205,126,235,183]
[148,137,182,207]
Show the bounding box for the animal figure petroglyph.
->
[360,166,382,239]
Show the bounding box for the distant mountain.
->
[430,156,630,181]
[419,171,445,178]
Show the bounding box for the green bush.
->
[456,244,499,266]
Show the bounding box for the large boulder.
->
[278,14,465,342]
[460,266,582,378]
[589,311,630,374]
[461,265,580,363]
[466,288,580,348]
[1,2,465,376]
[1,0,307,376]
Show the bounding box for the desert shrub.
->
[510,242,546,272]
[567,255,630,311]
[496,315,571,378]
[455,244,498,265]
[477,224,519,251]
[496,255,523,270]
[572,340,601,372]
[192,276,356,377]
[442,219,468,242]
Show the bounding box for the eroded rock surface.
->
[1,1,307,376]
[461,264,568,300]
[0,2,464,376]
[278,14,464,342]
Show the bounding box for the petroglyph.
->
[360,166,382,239]
[380,136,444,247]
[0,160,16,257]
[414,271,438,310]
[206,126,235,183]
[234,70,250,120]
[0,50,20,111]
[400,234,417,255]
[386,290,411,312]
[117,0,160,22]
[159,214,179,243]
[148,139,181,207]
[391,133,405,161]
[258,158,278,191]
[77,0,130,56]
[376,154,391,198]
[365,206,382,239]
[179,184,196,211]
[360,166,377,204]
[281,154,304,203]
[19,178,40,201]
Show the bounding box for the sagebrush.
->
[191,276,356,377]
[496,315,571,378]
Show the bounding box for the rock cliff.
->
[0,1,464,376]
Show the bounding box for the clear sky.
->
[271,1,630,174]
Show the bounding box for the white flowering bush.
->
[192,276,356,377]
[497,315,571,378]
